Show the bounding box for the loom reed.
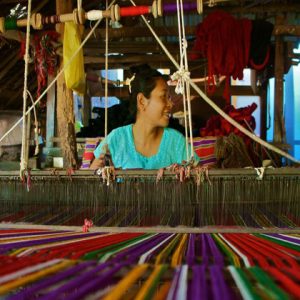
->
[0,170,299,229]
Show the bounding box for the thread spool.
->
[197,0,203,14]
[112,5,120,22]
[152,0,163,18]
[163,2,197,13]
[0,17,5,33]
[31,13,43,30]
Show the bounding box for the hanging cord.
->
[0,0,117,146]
[173,0,189,162]
[170,0,194,162]
[179,0,194,160]
[20,0,33,179]
[27,90,39,156]
[129,0,300,165]
[104,0,109,138]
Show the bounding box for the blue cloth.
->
[94,124,199,169]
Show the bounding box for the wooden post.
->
[46,75,55,148]
[55,0,78,168]
[82,89,91,127]
[273,15,286,145]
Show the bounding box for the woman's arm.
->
[90,154,105,170]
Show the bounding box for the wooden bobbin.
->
[197,0,203,14]
[113,4,120,22]
[151,0,158,18]
[31,13,43,30]
[157,0,163,17]
[0,17,5,33]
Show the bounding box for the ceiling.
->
[0,0,299,110]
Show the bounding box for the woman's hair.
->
[127,64,165,121]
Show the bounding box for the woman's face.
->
[141,77,173,127]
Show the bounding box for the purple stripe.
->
[267,234,300,245]
[0,231,68,239]
[8,261,96,300]
[85,144,97,149]
[189,266,207,299]
[209,266,233,300]
[207,234,224,266]
[66,263,125,300]
[201,234,209,266]
[200,158,217,164]
[0,232,103,254]
[38,263,111,300]
[186,234,195,266]
[193,140,216,146]
[110,233,170,263]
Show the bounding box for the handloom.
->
[0,168,299,229]
[1,1,300,299]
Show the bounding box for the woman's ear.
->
[137,92,147,112]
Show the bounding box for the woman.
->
[90,65,199,169]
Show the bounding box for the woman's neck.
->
[132,120,164,157]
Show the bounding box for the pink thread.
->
[82,219,93,232]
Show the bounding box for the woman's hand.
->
[90,154,106,170]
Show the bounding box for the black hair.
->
[127,64,166,121]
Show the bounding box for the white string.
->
[129,0,300,165]
[27,90,39,156]
[180,0,194,159]
[20,0,32,177]
[104,0,109,138]
[0,0,117,145]
[174,0,189,162]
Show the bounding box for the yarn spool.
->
[151,0,162,18]
[197,0,203,14]
[161,0,202,15]
[0,17,5,33]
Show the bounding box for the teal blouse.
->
[94,124,199,169]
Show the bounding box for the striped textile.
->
[192,136,217,166]
[80,138,102,169]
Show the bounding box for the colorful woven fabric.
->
[0,229,299,299]
[80,137,102,169]
[192,136,217,167]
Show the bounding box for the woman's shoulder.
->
[109,124,132,139]
[164,127,185,139]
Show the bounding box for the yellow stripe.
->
[0,260,74,295]
[103,264,148,300]
[171,234,188,267]
[135,265,165,300]
[155,234,181,265]
[213,234,241,267]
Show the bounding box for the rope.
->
[171,0,194,161]
[20,0,32,178]
[27,90,39,156]
[175,0,189,162]
[104,0,109,138]
[0,0,117,146]
[179,0,194,159]
[129,0,300,165]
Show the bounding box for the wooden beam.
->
[91,84,257,98]
[273,24,300,36]
[84,26,196,39]
[273,16,286,145]
[84,54,181,65]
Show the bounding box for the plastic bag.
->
[63,22,85,95]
